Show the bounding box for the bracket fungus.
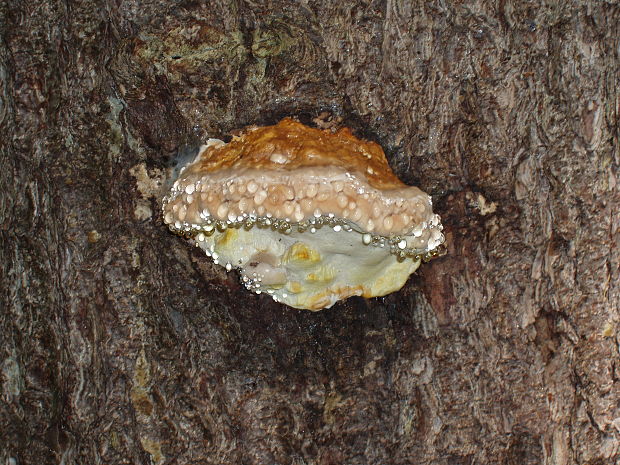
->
[162,118,444,310]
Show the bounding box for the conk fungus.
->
[162,118,444,310]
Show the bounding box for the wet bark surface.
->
[1,1,619,464]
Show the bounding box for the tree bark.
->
[1,1,619,464]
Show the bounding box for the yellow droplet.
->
[602,322,614,338]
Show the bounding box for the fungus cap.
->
[163,118,444,310]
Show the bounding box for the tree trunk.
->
[1,1,618,464]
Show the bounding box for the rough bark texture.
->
[1,1,619,464]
